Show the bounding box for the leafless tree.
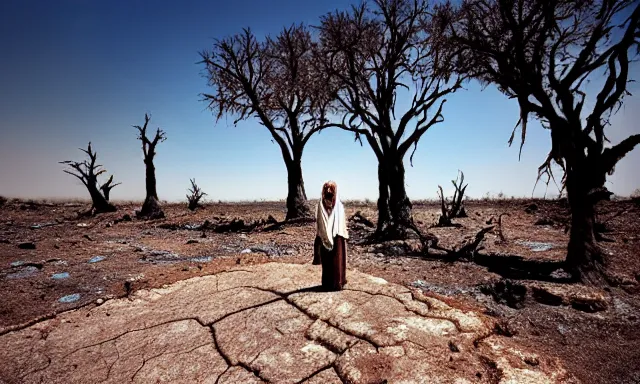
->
[60,142,117,213]
[437,170,468,226]
[316,0,463,239]
[100,175,121,202]
[200,24,338,220]
[186,178,207,211]
[134,113,166,219]
[433,0,640,283]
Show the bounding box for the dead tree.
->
[100,175,121,202]
[437,170,468,226]
[134,114,166,219]
[60,142,117,214]
[316,0,463,240]
[186,178,207,211]
[200,25,338,220]
[435,0,640,283]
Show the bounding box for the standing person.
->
[313,181,349,291]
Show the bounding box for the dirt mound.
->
[0,263,574,383]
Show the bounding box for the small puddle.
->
[59,293,81,303]
[88,256,106,263]
[516,240,554,252]
[52,272,70,280]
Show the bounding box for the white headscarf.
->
[316,181,349,250]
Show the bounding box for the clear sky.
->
[1,0,639,203]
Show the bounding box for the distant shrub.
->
[631,188,640,199]
[0,196,7,207]
[186,178,207,211]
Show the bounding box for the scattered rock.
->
[534,218,555,226]
[83,234,94,241]
[369,240,415,256]
[139,250,181,264]
[114,214,133,224]
[529,282,608,313]
[105,222,112,228]
[77,223,89,228]
[96,298,104,305]
[348,211,375,228]
[479,279,527,309]
[6,266,40,279]
[524,203,538,214]
[58,293,81,303]
[88,256,106,263]
[550,269,572,280]
[571,296,607,313]
[30,222,56,230]
[190,256,212,263]
[516,240,554,252]
[240,248,252,254]
[18,242,36,250]
[186,239,199,244]
[51,272,70,280]
[248,245,292,257]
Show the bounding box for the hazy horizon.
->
[2,0,639,203]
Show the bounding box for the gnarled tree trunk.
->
[564,167,605,284]
[135,114,166,220]
[388,157,412,238]
[376,161,392,234]
[138,156,164,219]
[88,183,116,213]
[374,154,413,240]
[285,157,311,220]
[60,142,117,214]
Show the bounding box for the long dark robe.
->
[313,235,347,291]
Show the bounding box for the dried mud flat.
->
[0,263,574,383]
[1,199,639,383]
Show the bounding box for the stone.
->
[528,282,608,313]
[0,263,574,383]
[88,256,106,264]
[51,272,70,280]
[17,242,36,250]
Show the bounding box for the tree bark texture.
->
[285,157,311,220]
[564,167,605,284]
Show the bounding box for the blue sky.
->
[1,0,639,202]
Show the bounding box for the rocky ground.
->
[1,198,639,383]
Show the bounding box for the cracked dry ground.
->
[0,263,574,384]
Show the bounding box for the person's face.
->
[323,183,336,208]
